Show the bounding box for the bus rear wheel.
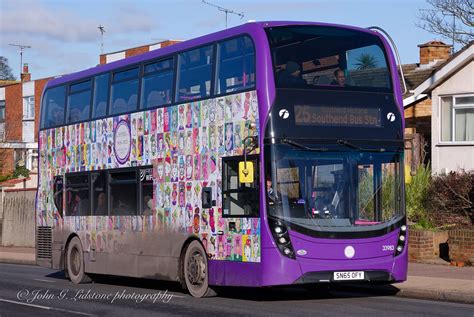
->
[66,237,92,284]
[182,240,216,298]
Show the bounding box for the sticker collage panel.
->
[37,90,261,262]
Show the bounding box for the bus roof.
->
[45,21,378,89]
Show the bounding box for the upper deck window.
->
[66,80,92,124]
[41,85,66,129]
[216,36,256,94]
[141,58,174,109]
[92,73,110,119]
[109,67,139,116]
[266,26,391,92]
[176,45,214,102]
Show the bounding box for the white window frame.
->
[439,93,474,144]
[23,96,35,120]
[0,100,5,121]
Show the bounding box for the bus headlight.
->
[395,224,407,257]
[268,217,296,259]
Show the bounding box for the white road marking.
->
[170,294,186,298]
[33,278,55,283]
[0,298,94,316]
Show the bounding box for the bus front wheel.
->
[66,237,92,284]
[182,240,216,298]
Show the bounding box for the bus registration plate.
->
[333,271,365,281]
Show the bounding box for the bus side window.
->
[109,67,139,116]
[92,73,110,119]
[141,58,174,109]
[109,169,137,216]
[176,45,214,102]
[216,36,256,94]
[92,171,108,216]
[65,173,91,217]
[41,85,66,129]
[222,156,259,218]
[53,176,64,217]
[66,80,92,124]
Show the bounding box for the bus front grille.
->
[36,226,52,259]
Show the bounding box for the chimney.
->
[20,63,31,82]
[418,41,452,65]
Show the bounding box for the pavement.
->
[0,246,473,305]
[0,247,36,265]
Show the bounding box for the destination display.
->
[294,105,382,128]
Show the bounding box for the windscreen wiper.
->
[281,138,328,152]
[336,139,386,153]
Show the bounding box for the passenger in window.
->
[49,106,63,127]
[68,193,81,215]
[277,61,306,88]
[142,195,153,216]
[331,69,346,86]
[70,108,81,123]
[266,177,279,203]
[95,192,107,215]
[114,199,129,215]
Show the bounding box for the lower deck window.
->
[65,174,90,216]
[109,170,137,215]
[64,165,154,217]
[92,171,108,216]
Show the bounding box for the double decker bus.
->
[36,21,407,297]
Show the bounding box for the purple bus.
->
[36,21,407,297]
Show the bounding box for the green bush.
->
[0,164,30,183]
[406,164,432,227]
[12,164,30,179]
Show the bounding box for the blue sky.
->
[0,0,444,80]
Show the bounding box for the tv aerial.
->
[9,43,31,78]
[202,0,244,28]
[98,24,106,54]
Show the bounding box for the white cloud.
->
[0,0,159,43]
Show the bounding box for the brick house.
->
[402,40,474,174]
[402,41,453,172]
[0,64,51,182]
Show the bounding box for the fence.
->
[1,189,36,247]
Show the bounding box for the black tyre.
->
[182,240,216,298]
[66,236,92,284]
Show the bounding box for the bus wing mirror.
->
[239,161,254,184]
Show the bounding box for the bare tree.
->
[0,56,16,81]
[417,0,474,48]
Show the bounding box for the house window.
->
[441,95,474,142]
[0,100,5,121]
[23,96,35,120]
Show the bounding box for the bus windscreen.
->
[266,25,392,92]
